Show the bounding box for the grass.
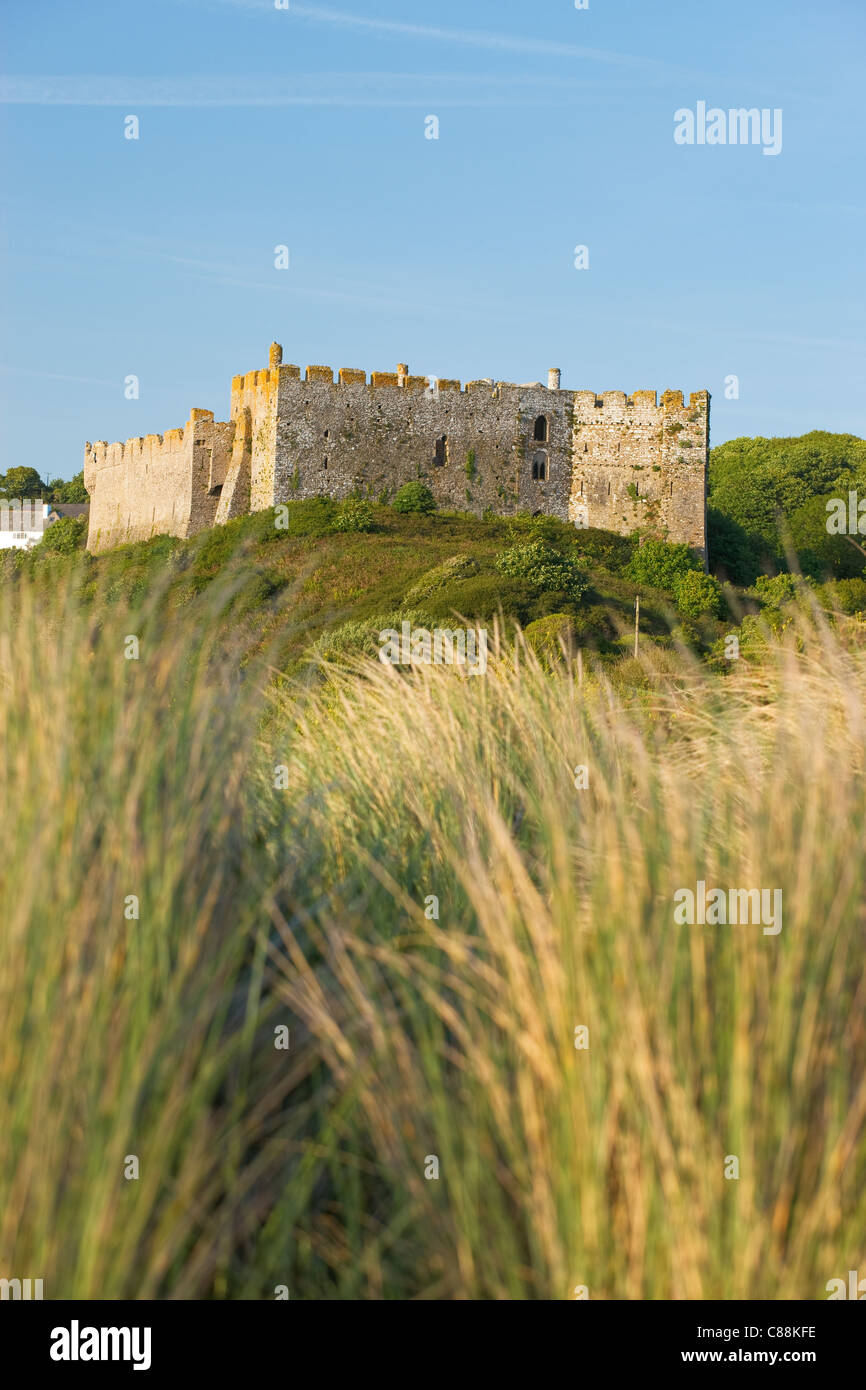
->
[1,503,717,676]
[0,551,864,1298]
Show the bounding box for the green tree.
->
[708,431,866,573]
[0,466,45,499]
[46,470,89,504]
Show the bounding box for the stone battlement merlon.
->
[83,411,218,471]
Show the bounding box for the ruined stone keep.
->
[83,343,709,558]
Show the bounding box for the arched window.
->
[434,435,448,466]
[533,414,548,443]
[531,451,547,481]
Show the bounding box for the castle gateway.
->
[83,343,709,558]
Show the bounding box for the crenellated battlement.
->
[84,340,709,560]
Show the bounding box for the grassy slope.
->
[9,501,721,674]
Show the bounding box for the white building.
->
[0,499,89,550]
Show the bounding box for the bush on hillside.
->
[523,613,585,666]
[38,515,88,555]
[331,498,375,534]
[751,573,800,608]
[391,482,436,515]
[818,576,866,615]
[306,608,439,665]
[405,554,479,604]
[673,569,722,619]
[495,540,588,601]
[628,538,702,592]
[270,497,338,538]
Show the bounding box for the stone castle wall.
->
[84,409,232,553]
[84,343,709,559]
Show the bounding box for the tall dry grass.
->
[1,564,865,1298]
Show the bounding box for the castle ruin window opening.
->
[531,451,547,481]
[434,435,448,467]
[533,415,548,443]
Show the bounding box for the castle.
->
[83,343,709,558]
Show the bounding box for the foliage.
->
[331,497,375,534]
[47,470,89,504]
[495,540,588,601]
[391,481,436,514]
[37,514,88,554]
[629,537,703,591]
[751,573,800,608]
[306,608,437,664]
[523,612,585,666]
[0,466,44,498]
[673,568,722,618]
[817,576,866,615]
[405,554,479,604]
[709,431,866,577]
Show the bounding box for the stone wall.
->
[84,409,232,553]
[84,342,709,561]
[569,389,709,555]
[272,366,575,521]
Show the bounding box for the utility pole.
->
[634,594,640,658]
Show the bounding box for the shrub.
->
[819,577,866,615]
[670,620,701,648]
[673,569,722,619]
[421,574,534,626]
[37,515,88,555]
[524,613,583,666]
[569,527,635,576]
[331,498,375,534]
[751,573,799,608]
[391,482,436,515]
[405,554,479,604]
[628,538,702,591]
[235,569,286,614]
[270,497,338,538]
[495,540,588,601]
[306,608,438,665]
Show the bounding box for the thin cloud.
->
[177,0,697,76]
[0,72,627,107]
[271,2,668,71]
[0,365,117,386]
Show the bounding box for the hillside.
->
[6,429,866,679]
[2,497,729,675]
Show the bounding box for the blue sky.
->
[1,0,864,480]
